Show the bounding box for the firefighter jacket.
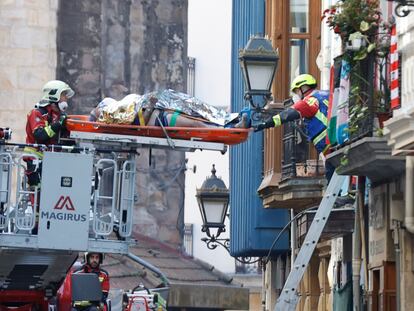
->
[268,89,330,155]
[25,105,63,158]
[73,264,110,305]
[292,90,330,154]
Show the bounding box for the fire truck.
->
[0,126,230,311]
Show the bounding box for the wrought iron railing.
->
[347,53,376,142]
[333,50,391,149]
[281,99,322,180]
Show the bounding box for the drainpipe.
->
[393,220,401,311]
[352,177,362,311]
[291,209,297,267]
[127,252,170,287]
[262,260,266,311]
[405,156,414,233]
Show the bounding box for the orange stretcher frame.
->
[66,115,250,145]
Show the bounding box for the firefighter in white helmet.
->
[25,80,75,187]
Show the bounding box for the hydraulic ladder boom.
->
[274,172,346,311]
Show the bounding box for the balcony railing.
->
[281,99,323,180]
[325,50,405,182]
[331,51,391,149]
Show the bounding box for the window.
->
[266,0,321,100]
[263,0,322,177]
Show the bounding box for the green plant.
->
[373,90,388,113]
[339,146,350,171]
[322,0,393,61]
[324,0,394,164]
[346,101,369,136]
[322,0,382,39]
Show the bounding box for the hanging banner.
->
[327,57,343,146]
[336,60,351,145]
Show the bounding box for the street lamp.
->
[196,165,260,264]
[196,164,229,241]
[239,35,279,110]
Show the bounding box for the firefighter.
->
[72,252,110,311]
[25,80,74,187]
[253,73,335,181]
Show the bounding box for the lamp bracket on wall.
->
[201,235,262,265]
[388,0,414,17]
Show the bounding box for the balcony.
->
[297,206,355,246]
[325,53,405,182]
[258,100,326,212]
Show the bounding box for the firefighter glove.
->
[254,123,267,132]
[254,118,276,132]
[50,121,62,133]
[59,113,68,126]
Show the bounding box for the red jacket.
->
[292,89,319,119]
[26,105,61,145]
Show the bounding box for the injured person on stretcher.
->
[89,89,250,129]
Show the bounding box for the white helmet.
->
[38,80,75,107]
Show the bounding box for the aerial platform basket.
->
[66,115,250,146]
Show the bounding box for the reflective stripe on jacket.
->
[293,90,330,154]
[25,105,61,157]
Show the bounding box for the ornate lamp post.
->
[239,35,279,112]
[196,165,260,264]
[196,164,229,247]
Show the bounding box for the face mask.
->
[292,94,301,103]
[58,101,68,112]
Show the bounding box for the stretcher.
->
[66,115,250,145]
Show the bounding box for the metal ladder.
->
[274,172,346,311]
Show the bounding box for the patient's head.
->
[89,98,116,122]
[89,94,158,125]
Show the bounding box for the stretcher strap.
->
[138,108,145,126]
[155,115,175,148]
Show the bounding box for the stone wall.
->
[57,0,188,247]
[0,0,59,143]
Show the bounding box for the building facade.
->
[384,2,414,310]
[228,0,414,310]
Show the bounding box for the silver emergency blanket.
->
[96,89,238,126]
[137,89,235,126]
